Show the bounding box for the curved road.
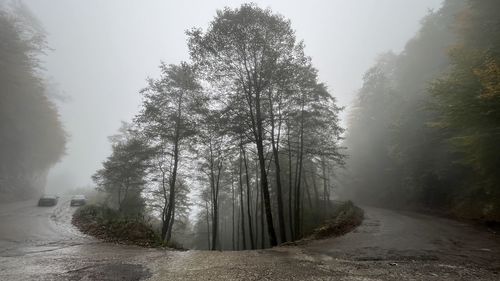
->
[0,197,93,257]
[0,201,499,280]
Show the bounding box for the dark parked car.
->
[38,195,59,207]
[70,195,87,206]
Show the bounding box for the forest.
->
[89,0,500,250]
[2,0,499,252]
[0,2,66,202]
[92,4,345,250]
[2,1,500,280]
[344,0,500,222]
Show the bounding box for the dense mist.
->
[3,1,500,279]
[3,0,499,253]
[0,2,65,201]
[19,0,442,193]
[342,0,500,222]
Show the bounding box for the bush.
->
[310,201,364,239]
[72,204,163,247]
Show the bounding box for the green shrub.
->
[72,204,163,247]
[310,201,364,239]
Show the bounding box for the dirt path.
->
[0,201,499,280]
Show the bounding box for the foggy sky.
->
[23,0,443,191]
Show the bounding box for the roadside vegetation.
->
[76,0,500,250]
[72,200,363,249]
[88,4,347,250]
[0,2,66,202]
[309,201,364,240]
[281,201,364,246]
[343,0,500,224]
[72,204,163,247]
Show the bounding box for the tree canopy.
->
[0,2,66,201]
[344,0,500,221]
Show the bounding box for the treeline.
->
[93,4,344,250]
[0,2,66,201]
[344,0,500,222]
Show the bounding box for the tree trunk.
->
[304,176,313,209]
[210,149,217,251]
[260,185,265,249]
[294,102,305,239]
[166,200,175,242]
[163,97,182,243]
[232,177,236,250]
[256,138,277,247]
[312,173,320,208]
[254,160,259,248]
[160,167,169,241]
[238,150,247,250]
[161,206,168,241]
[163,138,179,243]
[117,185,122,212]
[252,87,278,247]
[321,157,331,213]
[205,200,211,250]
[311,173,321,222]
[286,124,295,241]
[271,133,287,243]
[211,201,218,250]
[209,143,223,251]
[241,145,255,249]
[236,204,240,250]
[269,93,287,243]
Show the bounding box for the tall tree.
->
[136,62,201,242]
[92,124,151,216]
[188,3,312,246]
[430,0,500,219]
[237,147,247,249]
[0,2,65,201]
[241,144,256,249]
[197,108,228,250]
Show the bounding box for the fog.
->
[3,0,500,274]
[21,0,442,192]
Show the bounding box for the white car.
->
[70,195,87,206]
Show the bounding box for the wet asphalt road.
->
[0,199,499,280]
[0,197,93,257]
